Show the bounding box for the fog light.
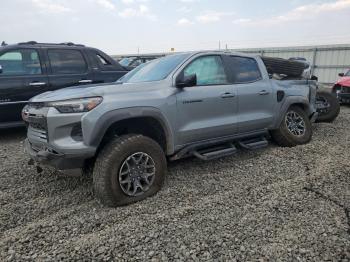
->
[71,124,83,141]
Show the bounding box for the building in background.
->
[235,44,350,84]
[113,44,350,84]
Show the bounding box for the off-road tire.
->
[271,106,313,147]
[93,134,167,207]
[261,57,305,77]
[316,90,340,123]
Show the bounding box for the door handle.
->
[258,90,270,95]
[221,92,235,98]
[78,80,93,84]
[29,82,46,87]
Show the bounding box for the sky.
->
[1,0,350,55]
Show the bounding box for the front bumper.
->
[338,93,350,103]
[25,139,94,170]
[24,104,96,170]
[336,85,350,103]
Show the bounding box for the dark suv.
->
[0,41,129,128]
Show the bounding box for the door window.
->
[96,54,111,66]
[0,49,42,75]
[48,49,87,74]
[184,56,228,86]
[229,56,262,83]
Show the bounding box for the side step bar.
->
[192,137,268,161]
[193,143,237,161]
[170,132,270,161]
[238,137,268,150]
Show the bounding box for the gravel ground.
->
[0,107,349,261]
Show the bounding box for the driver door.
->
[176,55,238,145]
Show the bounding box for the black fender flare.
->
[83,107,175,155]
[274,96,312,128]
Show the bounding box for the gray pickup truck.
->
[23,51,318,206]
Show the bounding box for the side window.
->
[0,49,42,76]
[184,56,228,86]
[48,49,87,74]
[229,56,262,83]
[96,54,111,66]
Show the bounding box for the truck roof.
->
[177,50,259,59]
[0,41,88,49]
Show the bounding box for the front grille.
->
[27,115,48,141]
[341,86,350,93]
[25,103,49,141]
[29,121,47,132]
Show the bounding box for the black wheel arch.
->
[274,96,313,128]
[84,107,175,155]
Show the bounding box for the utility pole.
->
[225,44,228,50]
[137,46,140,55]
[219,41,221,50]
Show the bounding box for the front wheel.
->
[93,134,167,207]
[271,106,313,147]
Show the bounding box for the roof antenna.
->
[1,41,7,46]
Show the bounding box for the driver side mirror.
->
[339,73,345,77]
[0,65,3,74]
[176,73,197,88]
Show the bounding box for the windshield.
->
[346,70,350,77]
[121,53,190,83]
[119,57,136,67]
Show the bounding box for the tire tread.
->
[93,134,166,207]
[271,106,313,147]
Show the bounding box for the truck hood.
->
[336,76,350,87]
[30,81,166,102]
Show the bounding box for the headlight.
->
[48,97,103,113]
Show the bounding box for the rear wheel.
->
[271,106,312,147]
[93,134,167,207]
[316,90,340,123]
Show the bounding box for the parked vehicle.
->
[24,51,319,206]
[118,55,162,69]
[333,69,350,104]
[0,41,129,128]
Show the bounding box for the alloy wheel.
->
[118,152,156,196]
[285,111,306,136]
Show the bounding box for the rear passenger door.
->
[46,49,94,91]
[0,48,48,123]
[176,55,238,145]
[224,56,274,133]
